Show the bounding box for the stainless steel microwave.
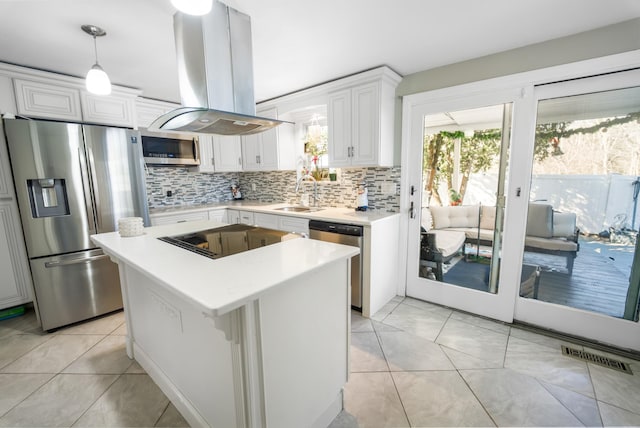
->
[140,131,200,166]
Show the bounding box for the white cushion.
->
[527,203,554,238]
[430,230,466,257]
[430,205,479,229]
[553,212,576,237]
[524,235,578,251]
[421,207,433,231]
[480,205,496,230]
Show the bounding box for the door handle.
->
[77,147,97,235]
[410,201,415,219]
[45,254,109,268]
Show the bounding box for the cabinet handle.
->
[238,157,242,165]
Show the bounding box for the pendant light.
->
[82,25,111,96]
[171,0,213,16]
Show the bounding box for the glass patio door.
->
[405,89,521,322]
[514,69,640,351]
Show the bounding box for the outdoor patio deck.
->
[523,237,634,318]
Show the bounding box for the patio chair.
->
[420,227,466,281]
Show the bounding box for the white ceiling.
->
[1,0,639,104]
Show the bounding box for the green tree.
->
[423,112,640,205]
[423,130,501,205]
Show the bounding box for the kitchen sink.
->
[274,206,324,213]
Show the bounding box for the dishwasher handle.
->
[308,220,363,237]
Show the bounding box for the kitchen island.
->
[91,220,359,428]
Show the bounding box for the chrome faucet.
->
[295,173,318,207]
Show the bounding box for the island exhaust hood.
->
[148,1,289,136]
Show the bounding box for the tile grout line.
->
[153,399,173,427]
[456,369,499,428]
[0,332,55,371]
[537,375,602,427]
[69,372,123,428]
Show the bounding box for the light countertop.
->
[150,201,400,226]
[91,220,360,318]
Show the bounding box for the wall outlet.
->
[251,183,256,191]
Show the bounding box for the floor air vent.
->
[561,345,633,374]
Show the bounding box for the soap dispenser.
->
[356,183,368,211]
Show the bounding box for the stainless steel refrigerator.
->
[3,118,150,331]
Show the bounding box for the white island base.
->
[92,222,357,428]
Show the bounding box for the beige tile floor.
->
[0,309,188,427]
[331,296,640,427]
[2,297,640,427]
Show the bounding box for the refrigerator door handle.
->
[44,253,109,268]
[77,147,97,235]
[85,146,103,230]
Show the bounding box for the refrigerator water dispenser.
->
[27,178,70,218]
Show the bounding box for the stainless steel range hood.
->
[148,1,289,136]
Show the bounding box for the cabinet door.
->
[197,135,216,173]
[226,209,240,224]
[0,122,13,199]
[257,129,279,170]
[212,135,243,171]
[150,211,209,226]
[242,134,262,170]
[135,98,179,129]
[327,89,352,167]
[13,78,82,121]
[81,92,135,127]
[208,209,226,222]
[351,83,380,166]
[278,216,309,235]
[238,211,255,225]
[0,201,33,309]
[254,213,279,229]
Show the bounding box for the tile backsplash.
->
[146,166,401,212]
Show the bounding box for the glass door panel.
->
[418,103,512,293]
[519,86,640,321]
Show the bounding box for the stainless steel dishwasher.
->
[308,220,363,310]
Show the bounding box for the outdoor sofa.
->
[421,203,580,280]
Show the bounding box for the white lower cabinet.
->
[225,209,255,225]
[253,213,279,229]
[277,216,309,235]
[208,209,226,222]
[150,211,209,226]
[0,201,33,309]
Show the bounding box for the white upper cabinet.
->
[213,135,243,171]
[327,68,401,167]
[199,135,243,173]
[13,78,83,122]
[327,89,351,166]
[2,62,142,127]
[198,135,216,173]
[135,98,180,129]
[81,91,135,127]
[242,107,295,171]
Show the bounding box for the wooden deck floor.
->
[522,241,632,318]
